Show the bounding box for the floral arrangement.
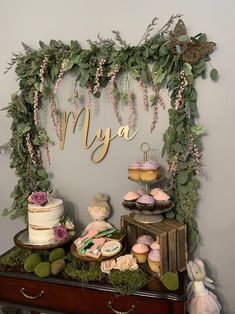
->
[53,217,75,241]
[1,15,217,252]
[28,191,48,205]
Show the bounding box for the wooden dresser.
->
[0,250,187,314]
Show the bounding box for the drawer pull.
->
[20,287,44,299]
[108,301,135,314]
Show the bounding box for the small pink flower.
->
[29,191,47,205]
[53,226,68,241]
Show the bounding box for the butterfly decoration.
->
[169,19,216,64]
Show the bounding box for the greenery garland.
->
[1,15,217,252]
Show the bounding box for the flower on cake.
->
[53,225,68,241]
[28,191,48,205]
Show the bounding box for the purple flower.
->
[53,226,68,241]
[28,191,47,205]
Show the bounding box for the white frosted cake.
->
[28,198,64,245]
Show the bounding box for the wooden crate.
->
[120,215,187,275]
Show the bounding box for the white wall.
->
[0,0,234,313]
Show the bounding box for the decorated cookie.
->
[101,240,122,257]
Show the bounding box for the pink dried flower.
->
[43,141,50,165]
[39,56,49,92]
[86,84,92,109]
[26,133,37,165]
[93,58,106,94]
[53,226,68,241]
[174,70,188,111]
[53,59,68,94]
[127,89,135,127]
[108,64,122,124]
[150,81,165,132]
[33,90,39,126]
[28,191,47,205]
[139,79,148,110]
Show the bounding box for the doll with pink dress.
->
[187,258,221,314]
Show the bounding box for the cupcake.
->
[148,249,160,275]
[128,161,141,181]
[136,194,155,211]
[131,243,149,263]
[151,188,171,210]
[150,241,160,250]
[140,160,160,181]
[137,235,154,247]
[136,188,146,196]
[122,191,139,210]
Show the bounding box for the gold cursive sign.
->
[60,107,139,163]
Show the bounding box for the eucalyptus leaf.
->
[177,171,188,185]
[183,63,192,76]
[161,272,179,290]
[165,210,175,219]
[210,68,218,81]
[2,208,9,216]
[178,35,189,42]
[159,45,169,56]
[172,143,183,153]
[39,179,51,191]
[191,125,206,136]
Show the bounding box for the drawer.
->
[0,276,184,314]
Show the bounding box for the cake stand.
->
[124,201,174,224]
[124,142,173,224]
[14,229,75,250]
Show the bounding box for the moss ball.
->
[51,258,66,275]
[49,248,65,262]
[34,262,51,278]
[24,253,42,273]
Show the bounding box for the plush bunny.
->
[84,193,113,233]
[187,258,221,314]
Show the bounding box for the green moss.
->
[49,248,65,262]
[64,262,104,285]
[24,253,42,272]
[108,269,148,295]
[0,248,31,267]
[34,262,51,277]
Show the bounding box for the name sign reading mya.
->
[60,107,139,163]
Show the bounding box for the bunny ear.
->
[194,258,205,268]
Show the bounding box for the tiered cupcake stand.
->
[124,142,173,224]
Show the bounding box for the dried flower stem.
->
[44,141,50,165]
[93,58,106,94]
[26,133,36,165]
[175,70,188,110]
[139,79,148,110]
[108,64,122,124]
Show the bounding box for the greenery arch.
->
[1,15,217,252]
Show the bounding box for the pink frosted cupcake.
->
[128,161,141,181]
[150,241,160,250]
[136,188,146,196]
[140,160,160,181]
[137,235,154,247]
[136,194,155,211]
[122,191,139,209]
[131,243,149,263]
[148,249,160,275]
[151,188,171,209]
